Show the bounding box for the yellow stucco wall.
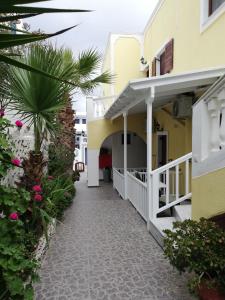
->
[102,45,112,97]
[88,113,146,150]
[152,107,192,169]
[114,37,144,95]
[192,167,225,219]
[144,0,225,75]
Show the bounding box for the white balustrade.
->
[113,168,125,199]
[219,89,225,148]
[151,153,192,218]
[93,96,116,118]
[208,97,220,153]
[127,172,148,221]
[193,79,225,177]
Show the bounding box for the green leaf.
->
[0,7,90,14]
[0,13,40,22]
[0,25,78,49]
[0,53,75,85]
[0,24,32,34]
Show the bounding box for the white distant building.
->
[75,112,87,165]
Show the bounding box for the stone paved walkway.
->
[35,174,195,300]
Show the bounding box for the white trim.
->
[153,38,172,76]
[143,0,165,38]
[105,67,225,120]
[200,0,225,33]
[193,148,225,177]
[123,112,128,200]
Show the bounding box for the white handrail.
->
[151,152,192,174]
[151,153,192,218]
[127,172,148,221]
[113,168,125,199]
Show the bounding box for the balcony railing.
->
[93,96,116,119]
[113,152,192,222]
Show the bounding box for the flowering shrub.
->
[34,194,43,202]
[0,115,76,299]
[11,158,21,167]
[0,186,38,299]
[9,212,19,220]
[15,120,23,128]
[32,185,42,192]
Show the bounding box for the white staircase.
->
[174,204,192,221]
[149,153,192,247]
[150,204,192,247]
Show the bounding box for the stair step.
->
[174,204,191,221]
[149,217,176,248]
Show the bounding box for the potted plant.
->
[163,218,225,300]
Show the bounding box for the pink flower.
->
[9,212,19,220]
[15,120,23,128]
[32,185,42,192]
[0,109,5,117]
[34,194,43,202]
[48,176,54,180]
[11,158,21,167]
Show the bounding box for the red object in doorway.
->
[99,154,112,169]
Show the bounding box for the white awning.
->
[104,67,225,120]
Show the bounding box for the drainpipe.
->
[123,111,128,200]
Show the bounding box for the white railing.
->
[113,168,125,199]
[151,152,192,218]
[116,167,147,175]
[127,172,148,221]
[193,76,225,177]
[206,88,225,155]
[93,96,116,118]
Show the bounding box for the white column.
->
[146,88,154,229]
[87,149,99,187]
[123,112,128,200]
[218,89,225,148]
[208,97,220,153]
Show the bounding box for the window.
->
[201,0,225,32]
[82,118,86,124]
[75,119,80,124]
[121,134,131,145]
[209,0,225,15]
[151,39,174,76]
[76,136,80,142]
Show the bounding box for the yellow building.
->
[87,0,225,245]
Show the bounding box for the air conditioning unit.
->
[172,95,193,119]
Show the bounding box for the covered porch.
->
[88,67,225,245]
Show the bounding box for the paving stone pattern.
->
[35,174,195,300]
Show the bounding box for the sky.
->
[27,0,159,112]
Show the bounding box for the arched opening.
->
[98,130,147,184]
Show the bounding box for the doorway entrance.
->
[157,131,168,167]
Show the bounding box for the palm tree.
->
[0,1,90,77]
[5,44,111,185]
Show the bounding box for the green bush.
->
[48,143,74,177]
[164,218,225,293]
[42,175,75,220]
[0,186,38,300]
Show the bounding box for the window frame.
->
[208,0,225,16]
[200,0,225,33]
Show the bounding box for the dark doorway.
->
[157,132,168,167]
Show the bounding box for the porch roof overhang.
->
[104,67,225,120]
